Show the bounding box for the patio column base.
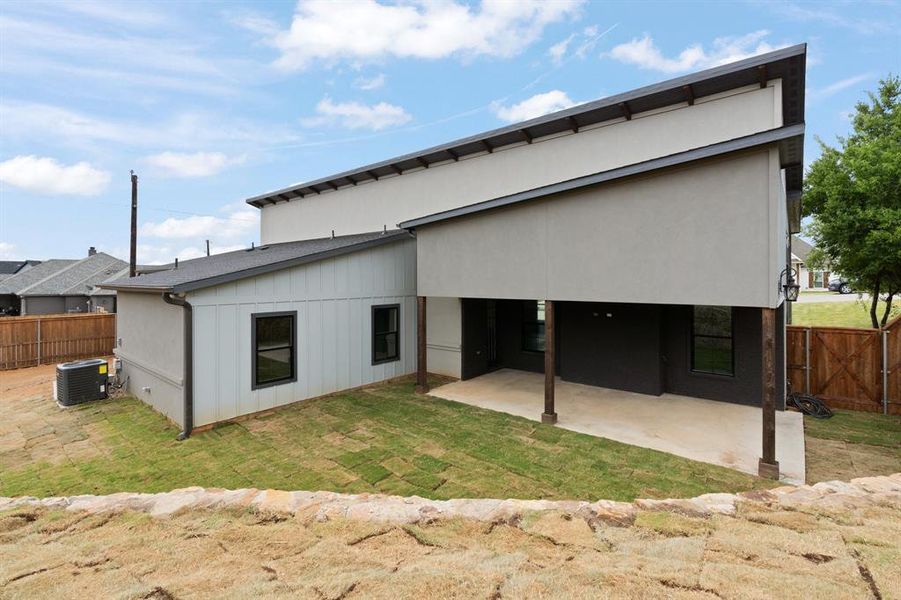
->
[541,412,558,425]
[758,458,780,480]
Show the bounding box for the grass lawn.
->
[803,409,901,483]
[791,298,899,329]
[0,376,773,502]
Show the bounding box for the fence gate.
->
[787,312,901,415]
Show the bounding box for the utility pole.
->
[129,170,138,278]
[206,239,210,257]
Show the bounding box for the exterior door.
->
[462,298,490,379]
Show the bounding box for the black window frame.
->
[371,303,401,365]
[521,299,546,354]
[690,305,735,377]
[251,310,297,390]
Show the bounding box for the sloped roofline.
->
[246,44,806,208]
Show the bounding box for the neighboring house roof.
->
[791,236,814,263]
[0,259,78,295]
[101,230,410,294]
[0,261,26,275]
[400,124,803,229]
[18,253,128,297]
[90,267,131,296]
[246,44,806,208]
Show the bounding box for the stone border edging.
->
[1,474,899,524]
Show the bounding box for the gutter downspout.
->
[162,292,193,440]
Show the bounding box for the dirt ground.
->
[2,492,899,599]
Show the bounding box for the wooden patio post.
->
[758,307,780,479]
[415,296,429,394]
[542,299,557,424]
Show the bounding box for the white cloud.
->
[0,101,299,151]
[606,31,785,74]
[354,73,386,91]
[140,208,259,240]
[302,97,412,131]
[770,3,893,36]
[0,242,16,260]
[493,90,577,123]
[0,155,111,196]
[267,0,584,70]
[548,34,574,65]
[808,73,874,101]
[144,151,245,178]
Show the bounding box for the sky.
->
[0,0,898,264]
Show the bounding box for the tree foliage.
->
[804,75,901,328]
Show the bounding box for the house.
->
[790,236,830,290]
[1,249,127,315]
[104,45,806,480]
[0,259,77,315]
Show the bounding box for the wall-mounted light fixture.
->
[779,267,800,302]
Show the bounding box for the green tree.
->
[804,75,901,328]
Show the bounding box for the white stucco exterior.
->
[115,291,185,426]
[416,148,787,309]
[260,82,783,244]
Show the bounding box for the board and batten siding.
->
[186,237,417,428]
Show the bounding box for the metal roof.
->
[247,44,806,209]
[399,124,804,230]
[19,252,128,297]
[100,230,410,294]
[0,259,78,295]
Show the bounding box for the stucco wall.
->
[416,148,786,309]
[260,83,783,244]
[186,238,417,427]
[21,296,65,315]
[426,296,461,378]
[115,291,185,427]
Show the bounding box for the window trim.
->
[251,310,297,390]
[371,303,401,365]
[690,306,735,377]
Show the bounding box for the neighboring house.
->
[104,45,806,479]
[790,236,830,290]
[2,249,127,315]
[0,259,77,315]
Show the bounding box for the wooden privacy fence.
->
[0,313,116,370]
[787,312,901,415]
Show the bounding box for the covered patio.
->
[429,369,806,484]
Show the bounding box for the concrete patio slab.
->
[430,369,806,484]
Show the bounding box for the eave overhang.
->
[246,44,806,209]
[398,123,804,230]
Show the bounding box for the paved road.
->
[796,292,869,303]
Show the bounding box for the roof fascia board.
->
[246,44,806,208]
[100,232,411,294]
[399,124,804,230]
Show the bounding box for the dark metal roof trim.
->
[398,124,804,230]
[246,44,806,208]
[102,231,411,294]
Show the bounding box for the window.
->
[691,306,734,376]
[252,312,296,389]
[521,300,546,353]
[372,304,400,364]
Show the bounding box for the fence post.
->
[805,327,811,395]
[884,329,890,415]
[36,318,42,366]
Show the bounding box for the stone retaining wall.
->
[2,473,899,524]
